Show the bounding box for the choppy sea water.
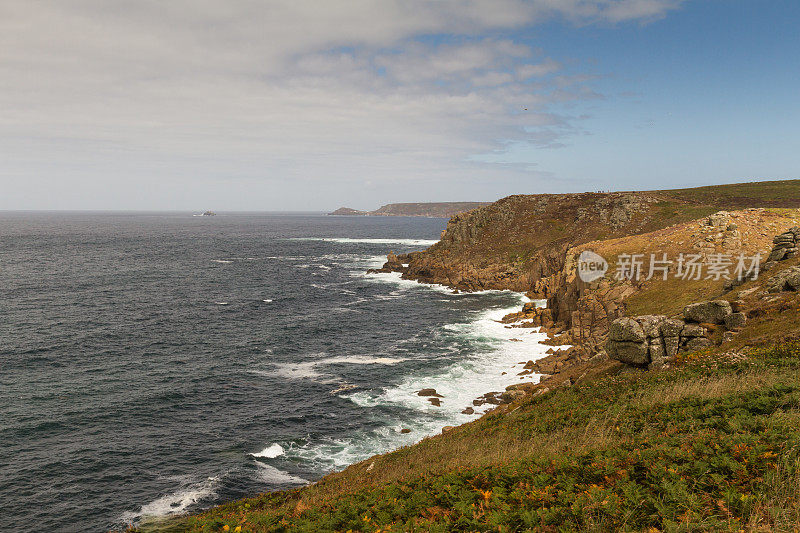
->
[0,212,549,532]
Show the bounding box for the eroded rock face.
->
[683,300,733,324]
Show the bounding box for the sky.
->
[1,0,798,211]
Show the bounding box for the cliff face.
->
[399,181,800,357]
[402,191,699,292]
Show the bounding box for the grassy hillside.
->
[656,179,800,208]
[145,340,800,532]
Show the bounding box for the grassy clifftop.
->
[401,180,800,292]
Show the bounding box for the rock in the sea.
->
[400,428,411,434]
[461,407,474,415]
[683,300,733,324]
[427,397,441,407]
[417,388,443,397]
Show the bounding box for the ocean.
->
[0,212,549,532]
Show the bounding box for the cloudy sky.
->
[1,0,797,210]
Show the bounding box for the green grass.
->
[655,179,800,208]
[144,340,800,532]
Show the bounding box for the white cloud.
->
[0,0,683,209]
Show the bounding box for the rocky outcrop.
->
[606,300,747,369]
[683,300,733,324]
[367,252,411,274]
[765,227,800,265]
[766,266,800,293]
[402,192,661,292]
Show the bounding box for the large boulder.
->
[684,337,713,352]
[683,300,733,324]
[608,317,645,342]
[606,339,649,366]
[681,323,707,337]
[659,318,685,338]
[724,312,747,330]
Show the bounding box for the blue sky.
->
[0,1,797,210]
[476,0,800,192]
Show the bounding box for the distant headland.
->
[328,202,490,218]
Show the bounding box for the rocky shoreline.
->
[367,212,800,414]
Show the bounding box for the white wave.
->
[325,356,407,365]
[120,476,220,523]
[262,299,273,303]
[263,355,408,383]
[254,462,307,485]
[251,443,285,458]
[289,237,439,246]
[348,299,549,417]
[214,302,229,305]
[211,259,232,264]
[287,296,553,471]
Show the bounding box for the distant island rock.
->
[328,202,490,218]
[328,207,368,216]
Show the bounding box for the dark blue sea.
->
[0,212,548,532]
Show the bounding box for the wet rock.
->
[400,428,411,434]
[417,388,443,397]
[427,397,442,407]
[500,389,525,402]
[461,407,474,415]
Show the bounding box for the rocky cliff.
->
[380,181,800,365]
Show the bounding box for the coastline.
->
[123,245,554,530]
